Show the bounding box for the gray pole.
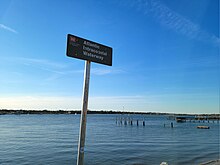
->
[77,60,91,165]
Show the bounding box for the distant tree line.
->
[0,109,219,116]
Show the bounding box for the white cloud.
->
[18,57,68,69]
[129,0,220,47]
[0,95,149,111]
[0,93,218,114]
[91,68,125,75]
[0,96,81,110]
[3,57,68,71]
[3,57,70,82]
[0,24,18,34]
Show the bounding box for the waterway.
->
[0,114,219,165]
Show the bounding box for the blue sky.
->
[0,0,219,113]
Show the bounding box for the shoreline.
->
[0,109,219,117]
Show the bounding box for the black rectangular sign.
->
[66,34,112,66]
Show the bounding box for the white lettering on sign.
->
[83,51,104,61]
[67,34,112,66]
[83,41,100,49]
[83,45,107,56]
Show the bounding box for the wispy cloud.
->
[125,0,220,47]
[3,57,122,83]
[2,57,71,82]
[10,57,126,81]
[0,24,18,34]
[18,57,68,69]
[0,95,149,111]
[91,68,125,75]
[0,96,81,110]
[0,93,218,113]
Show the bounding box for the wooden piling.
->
[124,118,127,125]
[171,122,173,128]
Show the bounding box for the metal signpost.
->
[66,34,112,165]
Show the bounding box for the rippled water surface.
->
[0,114,219,165]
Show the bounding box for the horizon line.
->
[1,109,219,115]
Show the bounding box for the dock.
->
[175,116,220,123]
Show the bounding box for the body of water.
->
[0,114,219,165]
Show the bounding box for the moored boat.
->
[197,126,210,129]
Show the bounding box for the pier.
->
[175,116,220,123]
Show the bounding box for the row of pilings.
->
[116,116,175,128]
[116,115,219,128]
[116,116,146,126]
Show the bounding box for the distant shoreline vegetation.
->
[0,109,219,117]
